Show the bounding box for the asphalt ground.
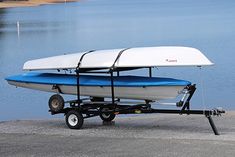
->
[0,112,234,157]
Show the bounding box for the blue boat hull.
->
[6,72,191,101]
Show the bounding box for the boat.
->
[6,72,191,101]
[22,46,213,70]
[6,46,206,101]
[5,46,224,134]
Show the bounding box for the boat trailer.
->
[48,49,225,135]
[49,82,224,135]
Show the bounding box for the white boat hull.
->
[23,47,213,71]
[8,81,185,101]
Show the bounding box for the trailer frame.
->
[48,49,225,135]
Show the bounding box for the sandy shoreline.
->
[0,111,234,140]
[0,112,234,156]
[0,0,79,8]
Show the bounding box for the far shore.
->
[0,0,79,8]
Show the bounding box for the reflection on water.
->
[0,9,5,34]
[0,0,235,120]
[0,9,8,42]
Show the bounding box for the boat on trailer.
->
[5,46,224,134]
[6,73,191,101]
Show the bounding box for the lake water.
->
[0,0,235,121]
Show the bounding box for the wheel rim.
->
[51,99,59,109]
[101,108,110,118]
[68,114,78,126]
[101,113,111,119]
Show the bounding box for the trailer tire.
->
[48,94,64,112]
[65,110,84,129]
[99,107,116,122]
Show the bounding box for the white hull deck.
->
[8,81,186,101]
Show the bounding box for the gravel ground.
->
[0,112,234,157]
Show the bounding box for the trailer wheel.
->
[65,110,84,129]
[99,107,116,122]
[48,94,64,112]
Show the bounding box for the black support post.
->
[149,67,152,77]
[76,69,81,106]
[181,84,196,111]
[110,71,115,105]
[207,115,219,135]
[109,48,130,106]
[117,71,120,77]
[75,50,96,107]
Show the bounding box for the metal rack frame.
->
[50,49,225,135]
